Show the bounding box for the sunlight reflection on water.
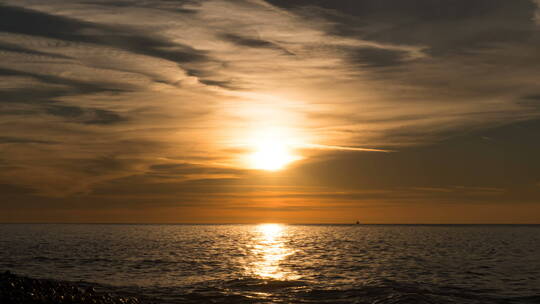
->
[248,224,298,280]
[2,224,540,303]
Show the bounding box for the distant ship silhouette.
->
[355,220,360,224]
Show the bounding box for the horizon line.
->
[0,222,539,225]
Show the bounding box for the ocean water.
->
[0,224,539,303]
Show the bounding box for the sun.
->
[248,140,299,171]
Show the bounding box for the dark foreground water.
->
[1,224,539,303]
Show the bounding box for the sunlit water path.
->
[1,224,539,303]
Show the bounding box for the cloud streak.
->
[1,0,540,222]
[303,144,393,153]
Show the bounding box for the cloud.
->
[303,144,392,152]
[348,47,412,68]
[534,0,540,23]
[0,0,539,221]
[0,41,71,59]
[219,33,294,55]
[0,67,131,101]
[0,136,58,145]
[0,183,38,195]
[45,105,126,125]
[0,4,208,64]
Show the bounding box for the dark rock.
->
[0,271,150,304]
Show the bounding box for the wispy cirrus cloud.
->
[1,0,540,223]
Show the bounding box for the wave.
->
[3,270,539,304]
[154,277,540,304]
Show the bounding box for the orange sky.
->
[1,0,540,223]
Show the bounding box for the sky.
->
[1,0,540,224]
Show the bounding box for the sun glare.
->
[237,125,305,171]
[258,223,283,237]
[248,140,299,171]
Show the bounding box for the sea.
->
[1,224,539,303]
